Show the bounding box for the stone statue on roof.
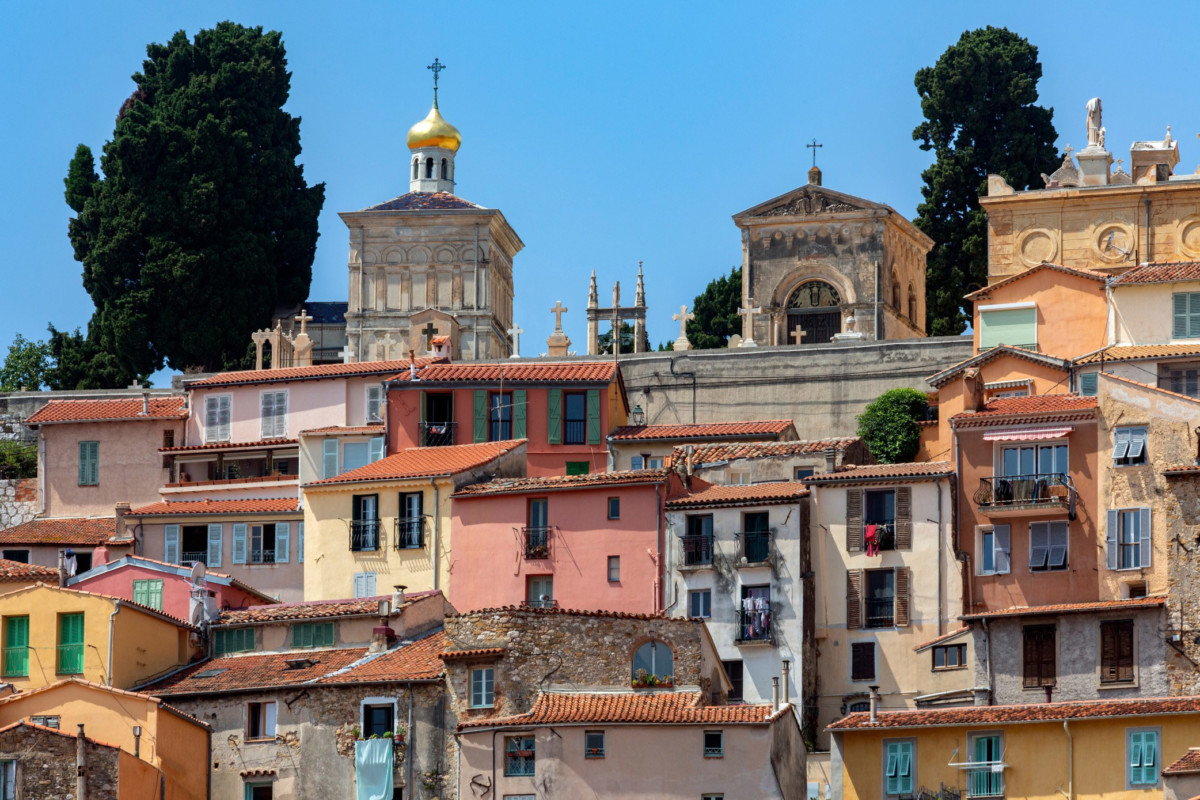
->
[1086,98,1102,150]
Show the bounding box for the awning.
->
[982,426,1073,442]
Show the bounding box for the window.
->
[1174,291,1200,339]
[1001,443,1068,478]
[1080,372,1099,396]
[1160,362,1200,398]
[632,640,673,682]
[425,157,433,179]
[505,735,535,776]
[3,617,28,677]
[851,641,875,681]
[742,511,770,562]
[398,491,424,549]
[739,584,772,641]
[885,740,914,796]
[978,303,1036,350]
[362,702,394,738]
[702,796,724,800]
[215,627,255,654]
[728,470,751,485]
[630,455,644,470]
[247,701,277,740]
[527,575,553,608]
[57,613,83,674]
[688,589,711,619]
[865,489,896,551]
[607,497,620,519]
[794,467,814,481]
[292,622,334,649]
[967,734,1004,798]
[933,644,966,670]
[865,570,895,628]
[30,715,59,729]
[133,579,164,610]
[77,440,99,486]
[703,730,723,758]
[1128,728,1160,787]
[1113,427,1147,466]
[260,390,287,438]
[353,572,377,598]
[566,461,589,476]
[978,525,1011,575]
[245,784,273,800]
[1101,620,1135,684]
[366,386,384,423]
[204,395,231,443]
[848,701,870,713]
[249,523,279,564]
[0,759,14,800]
[352,495,380,551]
[585,730,605,759]
[0,551,27,564]
[1022,624,1056,688]
[722,660,743,702]
[684,514,714,566]
[343,441,370,473]
[1108,508,1151,570]
[1029,521,1068,571]
[647,456,663,469]
[526,498,549,559]
[489,392,513,441]
[62,550,91,574]
[563,392,587,444]
[607,556,620,582]
[470,667,494,708]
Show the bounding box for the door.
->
[788,310,841,344]
[528,576,553,608]
[743,512,770,562]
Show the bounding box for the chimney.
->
[823,447,836,475]
[868,685,880,723]
[76,723,87,800]
[808,165,822,186]
[781,660,791,705]
[1044,684,1053,704]
[685,445,694,478]
[114,502,130,539]
[369,598,396,653]
[392,584,407,609]
[771,677,780,711]
[132,725,142,759]
[409,350,417,381]
[141,390,150,416]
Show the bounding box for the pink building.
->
[450,470,676,613]
[68,555,276,621]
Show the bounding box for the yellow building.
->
[830,694,1200,800]
[0,678,209,800]
[302,440,525,601]
[0,583,196,690]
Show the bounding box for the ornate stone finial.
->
[550,301,568,332]
[1166,125,1174,145]
[635,261,645,308]
[612,281,621,309]
[845,313,857,332]
[507,323,524,359]
[1086,98,1102,149]
[588,270,598,308]
[1064,144,1074,159]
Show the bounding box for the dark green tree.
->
[686,267,742,349]
[64,22,325,381]
[0,335,51,391]
[856,388,929,464]
[43,324,140,390]
[913,27,1059,335]
[597,322,649,355]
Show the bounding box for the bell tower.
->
[406,58,460,194]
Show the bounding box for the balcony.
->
[522,526,552,559]
[680,534,714,568]
[351,520,381,552]
[563,419,587,446]
[249,549,276,565]
[736,608,773,645]
[866,597,895,629]
[521,598,558,609]
[974,473,1074,517]
[966,765,1005,798]
[3,647,27,677]
[737,531,772,565]
[419,421,457,447]
[181,551,207,565]
[56,644,83,675]
[395,517,425,550]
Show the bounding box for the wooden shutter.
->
[78,442,88,485]
[1118,621,1134,682]
[1022,629,1039,687]
[1100,621,1116,682]
[149,580,163,611]
[133,580,148,606]
[164,525,180,564]
[1138,507,1152,568]
[1175,293,1189,339]
[207,523,223,568]
[894,567,911,627]
[586,389,602,444]
[513,390,527,439]
[275,522,290,563]
[547,389,563,444]
[1106,509,1119,570]
[846,489,864,552]
[894,487,912,549]
[298,522,304,563]
[473,390,488,443]
[846,569,863,629]
[232,523,247,565]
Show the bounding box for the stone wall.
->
[0,479,37,530]
[0,723,121,799]
[1163,471,1200,694]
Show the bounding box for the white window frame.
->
[728,469,751,485]
[470,667,495,708]
[688,588,712,619]
[260,390,288,439]
[977,525,1010,576]
[366,385,384,424]
[204,395,232,443]
[1113,427,1147,467]
[360,695,399,737]
[1109,508,1152,571]
[246,700,277,741]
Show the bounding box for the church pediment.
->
[735,184,887,221]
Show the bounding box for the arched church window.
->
[412,158,419,180]
[786,281,841,309]
[891,272,901,309]
[440,158,448,179]
[632,640,673,683]
[907,283,917,322]
[425,158,434,179]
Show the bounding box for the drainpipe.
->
[407,685,415,795]
[76,723,87,800]
[106,601,120,685]
[781,660,791,705]
[772,677,780,711]
[936,477,944,637]
[429,477,441,592]
[1062,720,1073,800]
[37,431,46,515]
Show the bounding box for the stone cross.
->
[673,305,694,339]
[551,301,568,332]
[127,380,143,390]
[507,323,524,358]
[790,325,807,344]
[294,308,313,336]
[337,344,356,364]
[420,322,438,351]
[379,332,397,360]
[738,305,763,347]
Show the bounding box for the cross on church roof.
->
[427,58,446,101]
[806,138,823,168]
[420,321,438,350]
[550,301,568,332]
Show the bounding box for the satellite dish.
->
[189,561,206,583]
[190,601,206,627]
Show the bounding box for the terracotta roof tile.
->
[964,261,1108,300]
[450,605,677,623]
[1164,748,1200,776]
[828,694,1200,731]
[439,647,506,662]
[1111,261,1200,285]
[216,591,439,625]
[1075,344,1200,365]
[318,631,445,683]
[27,397,187,425]
[927,346,1071,388]
[363,192,482,211]
[0,517,116,546]
[804,462,954,484]
[298,426,385,436]
[681,438,861,466]
[159,438,297,453]
[609,420,794,442]
[129,499,301,517]
[459,691,777,730]
[950,395,1098,427]
[188,357,442,388]
[145,648,369,695]
[399,361,618,385]
[664,481,809,509]
[453,469,667,497]
[1165,464,1200,477]
[0,559,58,582]
[913,627,971,652]
[306,441,524,487]
[1098,372,1200,405]
[961,597,1164,620]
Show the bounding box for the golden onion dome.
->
[406,100,462,153]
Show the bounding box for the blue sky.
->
[2,1,1199,384]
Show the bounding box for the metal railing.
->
[57,644,83,675]
[181,551,207,565]
[866,597,895,628]
[563,419,587,445]
[350,519,381,552]
[966,765,1004,798]
[419,421,456,447]
[974,472,1071,509]
[2,647,27,677]
[249,549,276,565]
[395,517,425,549]
[522,526,552,559]
[738,531,771,563]
[737,608,772,643]
[521,598,558,609]
[681,533,713,566]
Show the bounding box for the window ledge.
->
[932,665,967,672]
[1098,680,1138,690]
[244,737,276,743]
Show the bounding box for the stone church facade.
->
[732,169,932,345]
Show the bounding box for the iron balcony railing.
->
[681,533,713,566]
[738,531,771,563]
[2,646,27,677]
[974,472,1072,509]
[737,607,772,643]
[181,551,207,565]
[57,644,84,675]
[419,421,456,447]
[966,764,1005,798]
[563,419,587,445]
[395,517,425,550]
[522,526,552,559]
[866,596,895,628]
[521,598,558,609]
[249,549,276,565]
[350,519,381,552]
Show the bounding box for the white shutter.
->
[164,525,180,564]
[322,439,339,479]
[217,396,231,442]
[260,392,275,438]
[354,572,376,598]
[207,523,223,568]
[369,436,385,463]
[993,524,1011,574]
[275,522,290,563]
[264,702,277,737]
[1139,508,1152,568]
[205,397,219,443]
[233,523,247,564]
[1106,509,1119,570]
[274,391,287,437]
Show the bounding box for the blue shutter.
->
[164,525,180,564]
[322,438,339,479]
[1106,509,1119,570]
[1138,508,1152,568]
[298,522,304,563]
[233,523,247,565]
[1175,293,1189,339]
[369,436,385,463]
[207,524,223,568]
[1079,372,1098,396]
[275,522,290,563]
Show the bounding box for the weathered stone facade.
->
[1163,470,1200,695]
[0,723,122,799]
[0,478,37,529]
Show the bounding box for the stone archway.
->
[784,279,843,344]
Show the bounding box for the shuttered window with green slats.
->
[132,579,164,611]
[78,441,99,486]
[291,622,335,649]
[978,306,1037,351]
[1173,292,1200,339]
[57,613,84,675]
[3,617,28,677]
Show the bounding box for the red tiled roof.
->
[804,462,954,484]
[363,192,483,212]
[1111,261,1200,285]
[27,397,187,424]
[961,597,1164,621]
[950,395,1098,427]
[216,591,439,625]
[926,345,1071,388]
[1164,749,1200,776]
[913,627,970,652]
[1165,464,1200,477]
[681,438,861,466]
[0,517,115,546]
[318,632,445,684]
[459,691,777,730]
[440,647,506,662]
[0,559,59,583]
[160,438,297,453]
[305,441,524,487]
[828,694,1200,731]
[399,361,618,384]
[1075,344,1200,365]
[609,420,794,442]
[129,499,300,517]
[299,425,384,436]
[453,469,666,497]
[188,357,442,388]
[964,261,1108,300]
[664,481,809,509]
[145,647,370,695]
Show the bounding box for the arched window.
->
[412,158,419,180]
[848,701,870,713]
[425,158,434,179]
[907,283,917,322]
[786,281,841,309]
[440,158,448,179]
[632,640,673,683]
[891,271,901,309]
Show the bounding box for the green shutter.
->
[1079,372,1098,396]
[513,390,527,439]
[4,617,28,677]
[149,580,163,611]
[547,389,563,444]
[58,613,84,674]
[1174,293,1189,339]
[133,580,149,606]
[979,307,1037,350]
[78,442,98,486]
[473,390,488,442]
[566,461,589,476]
[586,389,602,444]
